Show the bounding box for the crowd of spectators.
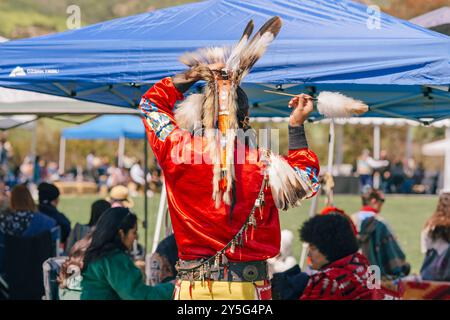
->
[355,149,440,194]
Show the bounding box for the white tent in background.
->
[0,37,137,116]
[0,85,138,161]
[314,118,450,187]
[410,7,450,28]
[0,86,138,116]
[422,139,450,157]
[0,115,36,130]
[422,127,450,192]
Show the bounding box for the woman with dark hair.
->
[65,199,111,254]
[0,184,57,280]
[299,214,386,300]
[420,192,450,281]
[81,207,174,300]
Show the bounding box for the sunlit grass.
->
[59,193,438,274]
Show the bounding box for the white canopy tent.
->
[0,82,151,254]
[0,87,139,116]
[0,85,139,163]
[317,118,450,187]
[410,6,450,28]
[0,115,36,130]
[422,128,450,192]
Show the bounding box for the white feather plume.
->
[317,91,369,118]
[179,47,232,67]
[267,153,310,210]
[174,94,204,131]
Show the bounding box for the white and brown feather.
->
[178,16,283,208]
[267,153,308,211]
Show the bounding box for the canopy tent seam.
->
[255,104,292,116]
[49,115,100,125]
[52,82,74,97]
[109,88,137,108]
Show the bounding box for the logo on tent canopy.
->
[9,66,59,77]
[9,66,26,77]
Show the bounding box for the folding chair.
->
[42,256,68,300]
[4,231,53,300]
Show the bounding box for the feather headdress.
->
[176,17,283,209]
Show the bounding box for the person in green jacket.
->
[81,207,174,300]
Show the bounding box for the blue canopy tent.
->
[60,114,151,253]
[1,0,450,255]
[62,115,144,140]
[60,115,144,172]
[0,0,449,123]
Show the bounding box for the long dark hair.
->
[88,199,111,227]
[83,207,137,266]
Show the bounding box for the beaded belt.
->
[177,259,268,282]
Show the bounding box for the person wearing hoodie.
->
[38,182,71,246]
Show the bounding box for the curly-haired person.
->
[299,214,387,300]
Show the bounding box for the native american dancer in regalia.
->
[138,16,367,300]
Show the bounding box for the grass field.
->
[58,194,439,274]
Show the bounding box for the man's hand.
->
[288,94,314,126]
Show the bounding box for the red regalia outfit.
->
[138,17,320,300]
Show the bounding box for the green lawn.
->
[58,194,439,274]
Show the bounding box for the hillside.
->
[1,0,449,39]
[0,0,197,39]
[354,0,449,20]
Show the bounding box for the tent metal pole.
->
[327,120,335,176]
[118,136,125,168]
[445,128,450,191]
[299,186,320,269]
[109,88,136,107]
[144,136,149,257]
[52,82,73,96]
[425,85,450,93]
[58,137,66,175]
[335,124,344,166]
[406,126,413,161]
[369,94,422,111]
[31,121,37,162]
[370,109,420,123]
[431,92,450,103]
[76,85,112,97]
[326,120,335,206]
[257,105,292,117]
[300,121,335,268]
[430,116,450,125]
[152,182,167,253]
[373,124,381,189]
